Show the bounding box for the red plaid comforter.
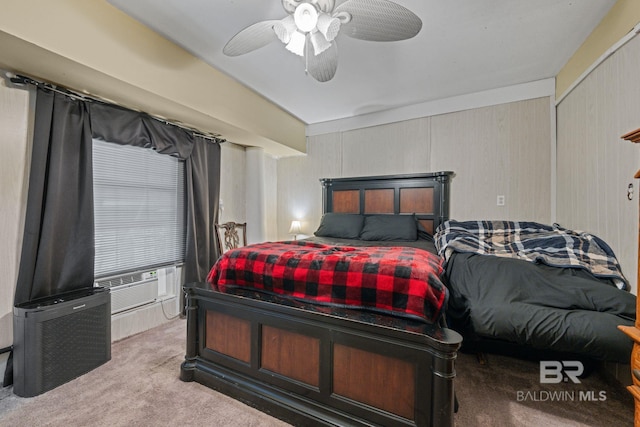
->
[207,241,447,323]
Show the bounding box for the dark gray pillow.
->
[417,221,434,241]
[360,214,418,241]
[314,213,364,239]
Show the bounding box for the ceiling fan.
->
[223,0,422,82]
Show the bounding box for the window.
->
[93,139,186,278]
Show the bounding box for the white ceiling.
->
[107,0,616,126]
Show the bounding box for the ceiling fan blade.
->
[305,39,338,82]
[316,0,336,13]
[282,0,336,14]
[334,0,422,41]
[223,20,281,56]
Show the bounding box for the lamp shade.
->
[274,15,297,44]
[288,220,302,234]
[310,31,331,56]
[285,31,306,56]
[316,13,341,41]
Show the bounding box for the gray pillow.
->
[314,213,364,239]
[359,215,418,241]
[417,221,434,241]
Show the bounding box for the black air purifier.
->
[13,286,111,397]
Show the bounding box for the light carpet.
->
[0,318,634,426]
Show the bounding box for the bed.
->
[180,171,462,427]
[435,220,636,364]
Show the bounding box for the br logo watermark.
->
[515,360,607,402]
[540,360,583,384]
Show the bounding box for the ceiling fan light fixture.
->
[316,13,341,41]
[293,3,318,33]
[285,30,306,56]
[225,0,422,82]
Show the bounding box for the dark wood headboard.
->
[320,171,454,234]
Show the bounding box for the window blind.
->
[93,139,186,278]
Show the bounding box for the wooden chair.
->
[214,222,247,256]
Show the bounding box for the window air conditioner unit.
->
[96,271,158,314]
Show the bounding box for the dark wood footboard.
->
[180,282,462,427]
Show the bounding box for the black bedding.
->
[443,248,635,363]
[310,218,636,363]
[306,235,438,253]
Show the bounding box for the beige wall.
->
[277,136,342,241]
[277,97,553,240]
[0,81,31,353]
[556,0,640,100]
[219,143,278,244]
[556,33,640,293]
[219,143,247,224]
[264,154,279,243]
[0,0,305,157]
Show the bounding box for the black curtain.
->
[15,92,222,306]
[90,102,195,158]
[185,137,221,283]
[14,88,94,306]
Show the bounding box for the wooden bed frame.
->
[180,172,462,427]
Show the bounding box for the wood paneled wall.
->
[341,118,431,177]
[556,34,640,293]
[277,98,553,241]
[431,98,552,222]
[220,143,278,244]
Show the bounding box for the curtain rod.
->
[3,71,226,144]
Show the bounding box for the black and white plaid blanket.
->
[434,220,628,290]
